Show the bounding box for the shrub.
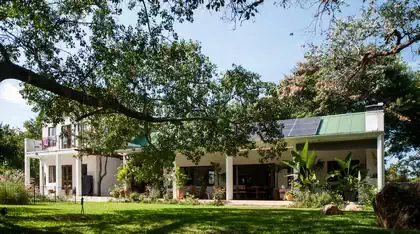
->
[175,167,188,187]
[163,191,173,200]
[0,182,30,205]
[358,184,377,206]
[130,192,140,202]
[109,184,121,198]
[137,193,146,202]
[150,186,161,200]
[0,168,24,183]
[181,193,200,205]
[291,190,344,208]
[212,187,225,206]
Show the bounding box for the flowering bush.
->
[0,167,24,183]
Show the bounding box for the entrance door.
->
[62,165,72,193]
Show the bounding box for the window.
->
[61,125,72,148]
[181,167,215,186]
[62,165,72,189]
[182,167,194,186]
[48,127,56,136]
[48,166,56,183]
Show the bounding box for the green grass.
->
[0,202,418,233]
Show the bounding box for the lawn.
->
[0,202,418,234]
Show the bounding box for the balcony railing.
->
[42,136,57,149]
[26,135,78,153]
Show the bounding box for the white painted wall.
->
[365,110,384,132]
[39,154,121,197]
[97,156,122,196]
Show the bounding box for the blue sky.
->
[0,3,418,128]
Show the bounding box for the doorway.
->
[62,165,72,194]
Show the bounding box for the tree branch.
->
[0,61,216,123]
[75,108,116,122]
[0,44,10,62]
[363,33,420,64]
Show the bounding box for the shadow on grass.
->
[0,205,417,234]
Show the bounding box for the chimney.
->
[365,102,384,112]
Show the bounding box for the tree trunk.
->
[97,156,108,196]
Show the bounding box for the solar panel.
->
[288,117,321,137]
[253,117,322,140]
[278,119,296,137]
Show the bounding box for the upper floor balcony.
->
[25,122,80,154]
[25,134,78,154]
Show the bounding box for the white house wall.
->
[97,156,122,196]
[39,154,121,197]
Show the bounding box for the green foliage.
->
[109,184,123,199]
[149,186,162,200]
[0,166,24,183]
[385,157,420,182]
[327,153,366,192]
[175,167,188,187]
[0,182,30,205]
[282,140,320,191]
[129,192,141,202]
[291,190,344,208]
[2,0,289,173]
[0,123,24,170]
[212,187,225,206]
[358,184,377,207]
[22,117,43,139]
[181,193,200,205]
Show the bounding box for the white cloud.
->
[0,80,26,104]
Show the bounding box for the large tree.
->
[1,0,417,168]
[277,54,420,157]
[1,0,418,120]
[0,123,24,169]
[0,120,41,180]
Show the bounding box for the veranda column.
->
[377,134,385,190]
[225,155,233,200]
[24,155,31,187]
[75,156,82,197]
[39,159,44,195]
[56,153,62,195]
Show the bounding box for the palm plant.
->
[327,152,367,200]
[282,140,320,191]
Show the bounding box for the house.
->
[24,118,123,197]
[173,104,385,200]
[24,104,385,200]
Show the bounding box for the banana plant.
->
[327,152,367,192]
[282,140,320,191]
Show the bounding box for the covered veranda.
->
[174,109,385,201]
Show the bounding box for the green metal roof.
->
[316,112,365,136]
[127,136,148,148]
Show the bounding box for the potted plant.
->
[175,167,188,200]
[285,190,294,201]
